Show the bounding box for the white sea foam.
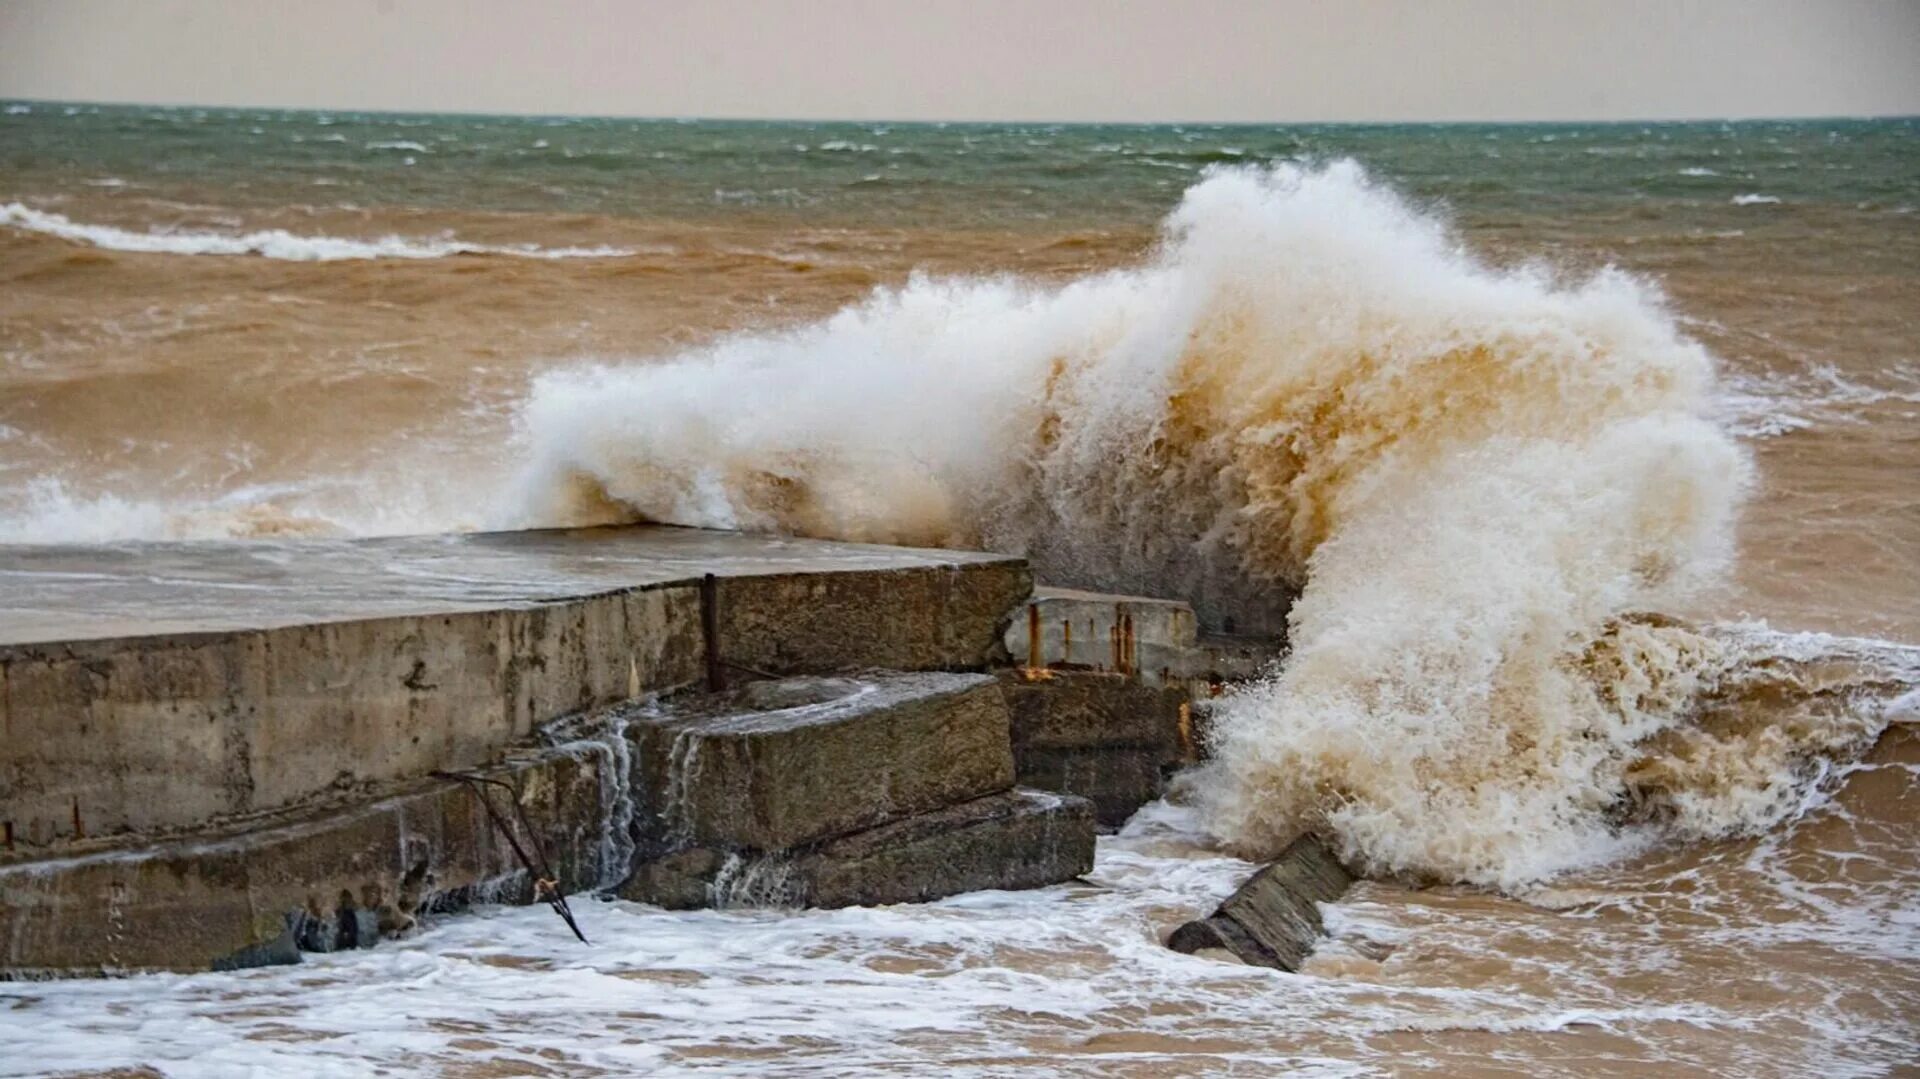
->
[0,203,638,261]
[504,161,1918,888]
[4,806,1915,1078]
[1732,193,1782,206]
[0,475,490,544]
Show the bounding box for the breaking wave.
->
[511,161,1900,886]
[509,162,1762,884]
[0,203,636,261]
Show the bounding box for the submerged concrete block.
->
[1166,834,1354,971]
[0,744,613,977]
[625,672,1015,852]
[622,789,1094,910]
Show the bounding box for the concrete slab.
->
[623,672,1015,852]
[997,670,1189,753]
[0,525,1024,645]
[0,738,615,976]
[1015,746,1172,828]
[0,526,1030,849]
[622,788,1094,910]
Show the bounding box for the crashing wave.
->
[501,162,1908,887]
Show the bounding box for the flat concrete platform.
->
[0,525,1021,645]
[1,526,1031,849]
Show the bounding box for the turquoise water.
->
[4,101,1915,230]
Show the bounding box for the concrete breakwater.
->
[1,526,1267,977]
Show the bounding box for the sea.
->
[1,102,1917,1077]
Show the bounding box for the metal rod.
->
[700,572,726,692]
[433,770,589,944]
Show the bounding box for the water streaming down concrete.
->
[617,672,1094,909]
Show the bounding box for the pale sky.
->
[2,0,1916,123]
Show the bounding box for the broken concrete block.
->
[622,789,1094,909]
[1006,587,1197,681]
[624,672,1015,852]
[1166,834,1354,971]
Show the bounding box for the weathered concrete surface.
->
[625,673,1015,852]
[716,565,1029,676]
[0,526,1028,645]
[1005,586,1281,690]
[1,526,1028,848]
[622,789,1094,910]
[0,741,614,977]
[1,587,698,850]
[998,670,1189,754]
[1166,834,1354,971]
[996,670,1192,827]
[1015,746,1172,829]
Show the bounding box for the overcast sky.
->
[2,0,1916,123]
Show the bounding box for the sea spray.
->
[509,162,1780,884]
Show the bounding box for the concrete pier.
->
[1,526,1028,848]
[1,525,1283,977]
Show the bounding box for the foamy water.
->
[3,763,1915,1077]
[511,163,1894,888]
[3,108,1917,1076]
[0,202,640,261]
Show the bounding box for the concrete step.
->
[1014,746,1174,829]
[998,669,1190,754]
[623,788,1094,910]
[0,737,619,977]
[622,672,1015,853]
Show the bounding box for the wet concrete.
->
[617,672,1091,910]
[1166,835,1355,971]
[1,526,1030,848]
[623,672,1015,853]
[0,525,1023,645]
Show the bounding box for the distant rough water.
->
[2,103,1916,1075]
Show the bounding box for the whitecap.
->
[0,203,639,262]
